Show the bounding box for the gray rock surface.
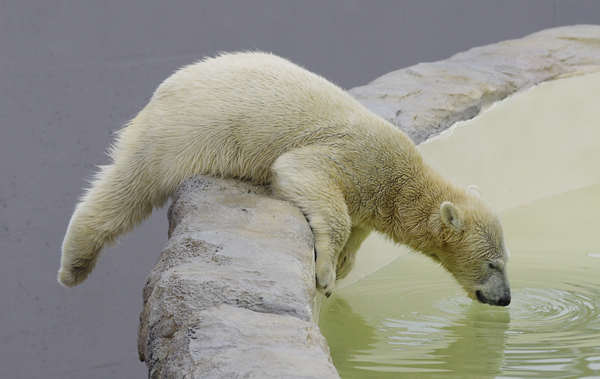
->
[350,24,600,144]
[138,177,339,378]
[138,25,600,378]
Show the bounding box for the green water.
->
[319,182,600,378]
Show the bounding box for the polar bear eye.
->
[488,261,503,270]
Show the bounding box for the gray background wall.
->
[1,1,598,378]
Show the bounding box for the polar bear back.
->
[124,52,397,186]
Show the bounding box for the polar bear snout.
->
[476,289,511,307]
[474,270,511,307]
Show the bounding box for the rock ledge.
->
[138,177,339,378]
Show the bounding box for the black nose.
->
[497,294,511,307]
[476,290,511,307]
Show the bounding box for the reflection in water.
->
[319,297,379,374]
[384,301,510,378]
[435,303,509,377]
[320,183,600,378]
[320,258,511,379]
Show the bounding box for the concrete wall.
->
[1,1,599,378]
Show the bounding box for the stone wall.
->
[138,177,339,378]
[138,25,600,378]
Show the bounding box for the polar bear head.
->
[431,188,511,306]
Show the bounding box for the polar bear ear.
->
[441,202,463,232]
[467,185,483,198]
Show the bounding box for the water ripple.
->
[374,282,600,377]
[507,285,600,350]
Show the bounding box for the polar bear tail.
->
[58,124,169,287]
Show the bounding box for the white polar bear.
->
[59,52,510,305]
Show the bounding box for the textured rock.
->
[138,177,339,378]
[350,24,600,144]
[155,305,338,379]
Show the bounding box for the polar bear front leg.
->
[311,211,351,296]
[336,225,372,280]
[271,148,352,297]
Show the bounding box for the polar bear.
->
[59,52,511,306]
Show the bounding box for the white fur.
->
[59,52,510,304]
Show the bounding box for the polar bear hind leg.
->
[59,127,172,287]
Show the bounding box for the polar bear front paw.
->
[316,260,337,298]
